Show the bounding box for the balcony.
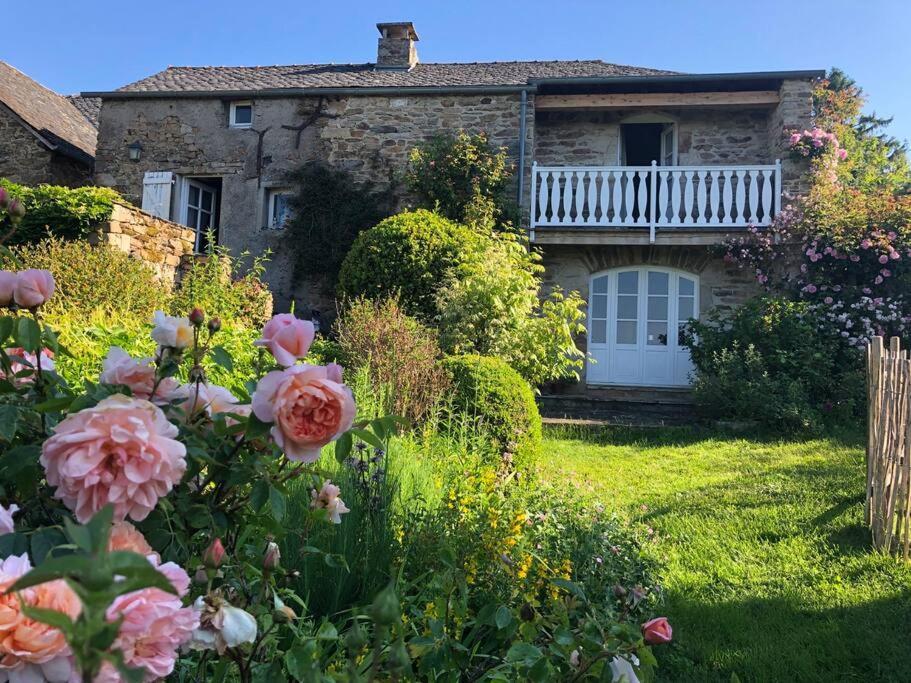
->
[529,161,782,243]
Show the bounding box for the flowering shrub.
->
[0,257,670,680]
[788,127,847,161]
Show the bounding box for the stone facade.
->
[0,106,93,187]
[89,201,196,285]
[767,79,815,196]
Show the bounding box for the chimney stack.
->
[376,22,419,70]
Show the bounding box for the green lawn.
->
[540,425,911,682]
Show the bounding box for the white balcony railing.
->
[530,161,781,242]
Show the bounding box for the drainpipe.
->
[517,89,528,211]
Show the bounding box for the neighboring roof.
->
[110,60,676,94]
[67,95,101,128]
[0,61,96,162]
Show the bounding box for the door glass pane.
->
[186,207,198,228]
[617,295,637,319]
[617,271,638,295]
[591,320,606,344]
[592,276,608,295]
[616,320,637,345]
[201,190,213,212]
[188,185,199,207]
[678,297,694,320]
[679,277,695,296]
[647,296,668,320]
[647,321,668,346]
[199,211,212,230]
[592,294,607,319]
[648,271,669,295]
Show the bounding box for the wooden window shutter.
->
[141,172,174,219]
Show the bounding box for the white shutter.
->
[141,172,174,219]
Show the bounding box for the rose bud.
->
[0,271,15,307]
[273,605,296,623]
[189,307,206,326]
[641,617,673,645]
[0,187,8,209]
[203,537,226,568]
[194,567,209,585]
[6,198,24,222]
[13,269,55,309]
[208,317,222,333]
[263,541,281,570]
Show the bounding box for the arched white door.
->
[587,267,698,387]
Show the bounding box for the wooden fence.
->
[866,336,911,558]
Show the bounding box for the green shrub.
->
[337,210,487,321]
[0,179,119,243]
[284,162,392,286]
[405,131,516,232]
[441,355,542,471]
[0,237,168,322]
[335,297,449,424]
[685,296,864,431]
[170,243,272,330]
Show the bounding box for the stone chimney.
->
[376,22,419,70]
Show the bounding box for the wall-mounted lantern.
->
[128,141,143,162]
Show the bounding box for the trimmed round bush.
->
[442,355,542,471]
[337,209,487,321]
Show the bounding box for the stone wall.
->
[88,201,196,285]
[0,105,93,187]
[767,78,815,196]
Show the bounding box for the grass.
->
[540,425,911,682]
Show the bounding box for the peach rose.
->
[252,363,355,462]
[254,314,315,367]
[0,553,80,682]
[108,520,159,562]
[178,382,239,419]
[0,272,15,307]
[310,480,350,524]
[641,617,672,645]
[12,270,54,309]
[2,347,55,387]
[40,394,187,523]
[151,311,194,350]
[100,346,179,404]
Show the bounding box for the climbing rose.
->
[0,553,80,682]
[12,269,54,309]
[100,347,179,404]
[40,394,187,523]
[254,313,315,367]
[151,311,194,350]
[0,272,15,307]
[0,504,16,535]
[252,363,355,462]
[641,617,673,645]
[311,480,350,524]
[95,559,198,683]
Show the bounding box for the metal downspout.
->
[517,89,528,212]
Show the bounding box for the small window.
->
[267,189,294,230]
[229,101,253,128]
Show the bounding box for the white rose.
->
[151,311,194,349]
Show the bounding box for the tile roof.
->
[0,61,96,161]
[66,95,101,128]
[116,60,675,93]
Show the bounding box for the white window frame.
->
[229,101,253,128]
[180,178,219,252]
[266,188,294,230]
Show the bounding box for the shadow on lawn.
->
[543,422,865,450]
[658,591,911,683]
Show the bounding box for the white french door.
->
[587,267,697,387]
[182,179,217,252]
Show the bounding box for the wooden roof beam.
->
[535,90,780,110]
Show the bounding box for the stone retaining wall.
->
[88,201,196,285]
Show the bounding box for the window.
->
[266,189,294,230]
[229,101,253,128]
[180,177,222,252]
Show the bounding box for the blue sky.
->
[5,0,910,143]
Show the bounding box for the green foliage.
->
[685,297,863,431]
[334,297,449,424]
[284,162,393,287]
[405,131,516,232]
[170,242,273,330]
[441,355,542,471]
[437,233,586,386]
[337,209,487,321]
[0,179,120,243]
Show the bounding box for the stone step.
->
[538,393,696,427]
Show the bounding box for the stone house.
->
[87,21,820,393]
[0,61,98,186]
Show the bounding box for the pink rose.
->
[2,347,55,386]
[109,520,158,561]
[641,617,673,645]
[252,364,355,462]
[789,132,801,144]
[0,503,18,535]
[837,148,848,160]
[178,382,239,419]
[40,394,187,522]
[254,314,315,367]
[311,480,350,523]
[100,347,179,404]
[0,271,15,307]
[879,254,889,264]
[12,269,55,308]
